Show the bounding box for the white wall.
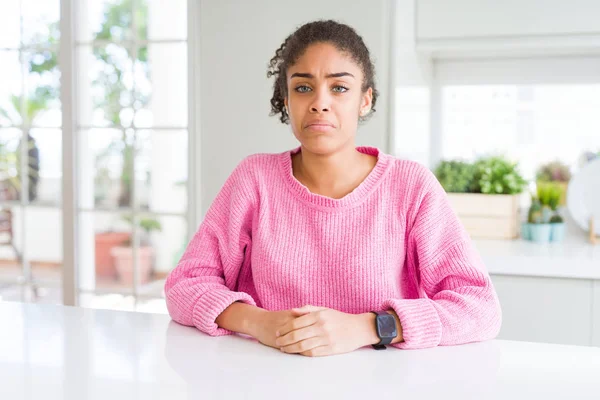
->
[197,0,393,216]
[416,0,600,39]
[394,0,434,168]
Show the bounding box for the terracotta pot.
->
[95,232,131,279]
[111,246,154,285]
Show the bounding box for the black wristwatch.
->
[370,311,398,350]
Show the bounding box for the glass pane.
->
[0,206,22,286]
[140,0,187,40]
[29,129,62,205]
[22,0,60,46]
[134,43,187,128]
[0,1,20,48]
[138,214,187,298]
[0,51,23,127]
[0,129,22,202]
[79,211,134,293]
[26,206,62,304]
[135,130,187,213]
[79,129,133,209]
[76,0,134,43]
[76,45,134,128]
[25,50,61,128]
[441,84,600,180]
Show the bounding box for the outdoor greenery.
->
[93,0,150,207]
[0,22,60,202]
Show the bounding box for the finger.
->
[276,312,318,338]
[290,307,312,317]
[292,305,326,314]
[280,336,327,354]
[276,324,320,347]
[300,345,329,357]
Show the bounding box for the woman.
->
[165,20,501,357]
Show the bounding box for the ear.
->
[284,96,288,110]
[360,87,373,116]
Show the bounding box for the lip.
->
[304,120,335,131]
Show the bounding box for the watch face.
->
[377,314,397,338]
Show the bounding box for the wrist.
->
[244,307,268,338]
[357,312,381,347]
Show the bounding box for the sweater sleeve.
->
[383,166,502,349]
[164,157,258,336]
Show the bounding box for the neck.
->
[293,144,375,198]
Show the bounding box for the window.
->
[432,57,600,179]
[0,0,63,302]
[0,0,193,313]
[74,0,189,312]
[441,84,600,180]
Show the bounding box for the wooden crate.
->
[446,193,520,239]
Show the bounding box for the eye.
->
[332,85,349,93]
[294,85,312,93]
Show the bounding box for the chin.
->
[297,137,351,156]
[297,135,343,155]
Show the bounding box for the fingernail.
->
[280,347,284,352]
[275,331,280,337]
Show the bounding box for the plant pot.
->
[521,222,531,240]
[550,223,566,242]
[95,232,131,279]
[111,246,154,285]
[529,223,552,243]
[446,193,521,239]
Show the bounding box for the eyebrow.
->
[290,72,355,79]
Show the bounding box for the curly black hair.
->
[267,20,379,125]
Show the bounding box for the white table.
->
[1,301,600,400]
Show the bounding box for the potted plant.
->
[95,230,131,279]
[538,182,566,242]
[433,160,475,194]
[435,155,528,239]
[111,215,162,285]
[92,1,150,279]
[522,183,565,243]
[535,160,572,206]
[523,196,552,242]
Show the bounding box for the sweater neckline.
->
[278,145,392,209]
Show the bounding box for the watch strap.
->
[370,311,394,349]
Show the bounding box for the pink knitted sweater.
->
[165,146,502,349]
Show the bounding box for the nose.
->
[309,87,331,113]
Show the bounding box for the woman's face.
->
[284,42,373,156]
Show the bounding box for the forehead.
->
[288,42,362,77]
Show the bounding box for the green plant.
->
[536,161,572,183]
[0,138,19,198]
[550,214,563,223]
[537,182,562,210]
[119,215,162,247]
[434,160,476,193]
[93,0,149,207]
[528,197,543,224]
[0,22,59,202]
[533,182,565,224]
[471,156,528,195]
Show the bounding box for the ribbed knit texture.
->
[164,146,502,349]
